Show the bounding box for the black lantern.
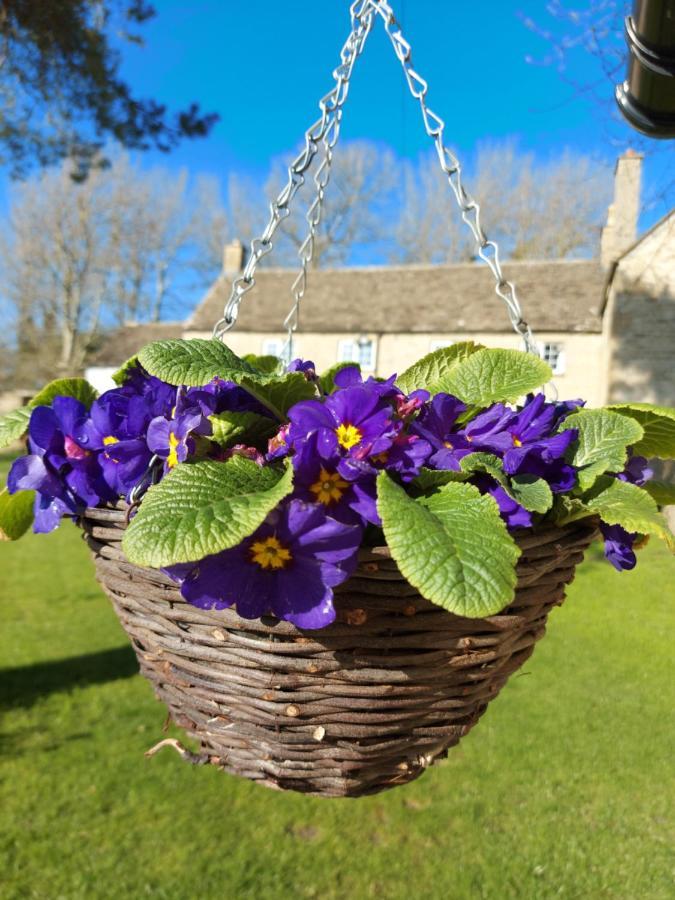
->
[615,0,675,138]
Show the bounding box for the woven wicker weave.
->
[80,506,598,798]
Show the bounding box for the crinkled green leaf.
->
[395,342,483,395]
[440,348,552,406]
[560,409,644,491]
[585,476,673,548]
[122,457,294,567]
[0,488,35,540]
[460,452,553,513]
[31,378,98,409]
[644,481,675,506]
[234,371,318,421]
[242,354,282,375]
[460,452,505,483]
[112,355,139,386]
[319,362,360,395]
[209,411,277,449]
[138,338,255,386]
[607,403,675,459]
[377,472,519,618]
[509,474,554,514]
[412,467,467,493]
[0,407,32,449]
[551,495,595,527]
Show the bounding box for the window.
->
[540,342,566,375]
[429,340,455,352]
[337,337,376,371]
[262,338,283,358]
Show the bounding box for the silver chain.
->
[214,0,538,357]
[212,4,373,342]
[279,110,341,366]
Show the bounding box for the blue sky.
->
[105,0,670,218]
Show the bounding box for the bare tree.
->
[390,142,613,264]
[261,141,397,267]
[0,153,229,381]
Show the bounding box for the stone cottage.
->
[85,152,673,410]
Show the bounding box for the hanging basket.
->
[81,505,598,798]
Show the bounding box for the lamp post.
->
[616,0,675,138]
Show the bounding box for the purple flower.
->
[288,384,397,467]
[288,359,317,381]
[165,500,362,629]
[292,434,378,526]
[333,366,399,400]
[80,391,154,497]
[184,378,270,417]
[8,397,113,533]
[147,407,211,473]
[600,523,637,571]
[617,455,653,486]
[472,475,533,530]
[410,393,470,470]
[119,366,177,418]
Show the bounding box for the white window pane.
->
[337,340,357,363]
[358,340,375,370]
[540,342,565,375]
[262,339,283,357]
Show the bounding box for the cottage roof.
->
[187,259,606,335]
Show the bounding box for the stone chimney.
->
[223,239,245,277]
[600,151,643,267]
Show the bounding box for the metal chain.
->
[214,0,539,356]
[360,0,538,354]
[279,111,342,365]
[212,3,374,342]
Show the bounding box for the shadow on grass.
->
[0,645,138,710]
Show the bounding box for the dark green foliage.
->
[0,1,218,178]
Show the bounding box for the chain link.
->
[279,110,342,366]
[214,0,539,357]
[212,3,374,341]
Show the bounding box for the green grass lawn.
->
[1,452,674,899]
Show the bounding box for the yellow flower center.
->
[371,451,388,464]
[103,435,119,446]
[443,440,453,449]
[310,468,349,505]
[335,423,362,450]
[250,535,293,570]
[167,431,180,469]
[512,436,522,447]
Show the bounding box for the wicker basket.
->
[80,505,598,798]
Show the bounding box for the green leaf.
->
[440,348,552,406]
[550,495,595,527]
[377,473,519,618]
[0,488,35,541]
[112,355,139,386]
[209,411,277,448]
[460,452,505,483]
[138,338,255,386]
[242,354,282,375]
[509,474,554,514]
[644,481,675,506]
[0,407,32,449]
[412,467,467,493]
[122,457,294,567]
[560,409,644,491]
[234,371,318,420]
[319,362,360,395]
[459,452,553,513]
[607,403,675,459]
[585,477,673,547]
[30,378,98,409]
[395,342,483,395]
